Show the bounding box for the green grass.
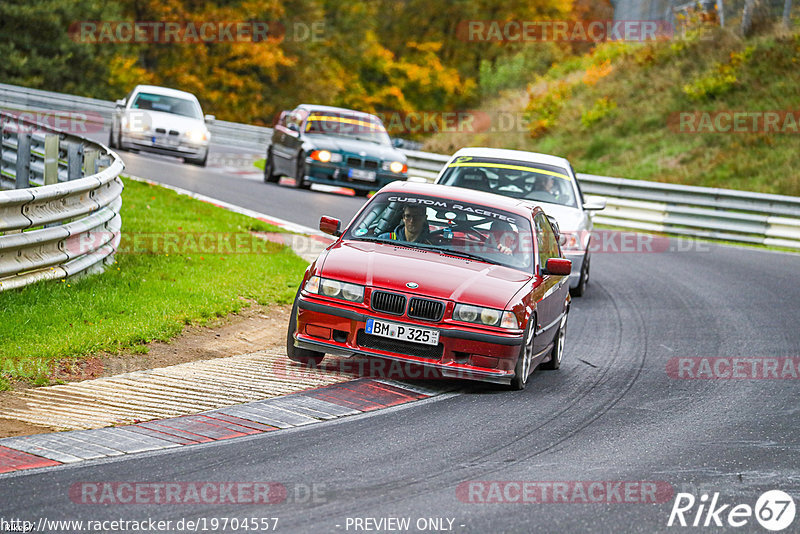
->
[423,27,800,197]
[0,178,309,389]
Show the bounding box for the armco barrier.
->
[0,110,125,292]
[2,82,799,249]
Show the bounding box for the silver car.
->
[109,85,214,166]
[435,147,605,296]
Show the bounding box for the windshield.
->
[131,93,203,119]
[304,112,391,145]
[438,156,578,208]
[344,193,535,273]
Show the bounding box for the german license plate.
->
[152,135,178,147]
[348,168,376,182]
[365,318,439,346]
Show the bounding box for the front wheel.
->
[510,320,535,390]
[264,148,280,183]
[294,153,311,189]
[108,126,116,149]
[286,293,325,366]
[570,254,590,297]
[187,151,208,167]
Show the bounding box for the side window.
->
[535,213,560,272]
[534,214,547,270]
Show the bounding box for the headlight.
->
[563,232,580,250]
[186,128,208,143]
[310,150,342,163]
[454,304,518,329]
[304,276,364,303]
[383,161,408,174]
[122,116,145,133]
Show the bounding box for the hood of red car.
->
[318,241,533,309]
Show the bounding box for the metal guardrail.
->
[2,82,799,249]
[0,110,125,291]
[0,83,271,150]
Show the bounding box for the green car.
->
[264,105,408,196]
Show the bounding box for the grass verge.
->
[0,177,309,390]
[423,26,800,197]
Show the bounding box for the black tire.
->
[264,148,280,183]
[188,152,208,167]
[570,253,590,297]
[354,189,370,197]
[108,126,116,149]
[286,293,325,366]
[541,311,567,370]
[510,319,535,390]
[294,153,311,189]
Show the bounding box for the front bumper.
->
[294,295,523,385]
[304,160,407,192]
[121,132,208,159]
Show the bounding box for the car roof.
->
[449,147,571,170]
[297,104,379,120]
[377,181,540,219]
[132,85,200,101]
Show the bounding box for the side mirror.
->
[545,258,572,276]
[204,114,215,124]
[319,216,342,237]
[392,138,404,148]
[275,110,288,127]
[115,99,126,109]
[583,196,607,211]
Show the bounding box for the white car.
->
[435,147,605,296]
[109,85,214,166]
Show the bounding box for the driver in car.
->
[380,204,434,244]
[534,175,560,200]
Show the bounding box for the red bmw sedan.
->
[286,182,572,389]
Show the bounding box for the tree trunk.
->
[741,0,756,36]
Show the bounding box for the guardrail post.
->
[67,142,83,180]
[43,134,59,185]
[15,133,30,189]
[84,149,98,175]
[95,154,111,173]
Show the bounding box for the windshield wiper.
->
[349,238,502,265]
[437,248,503,265]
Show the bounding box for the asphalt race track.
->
[2,136,799,533]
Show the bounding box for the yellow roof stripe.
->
[306,115,383,130]
[447,162,571,181]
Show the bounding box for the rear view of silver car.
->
[435,147,605,296]
[109,85,214,166]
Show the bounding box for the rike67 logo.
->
[668,490,796,531]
